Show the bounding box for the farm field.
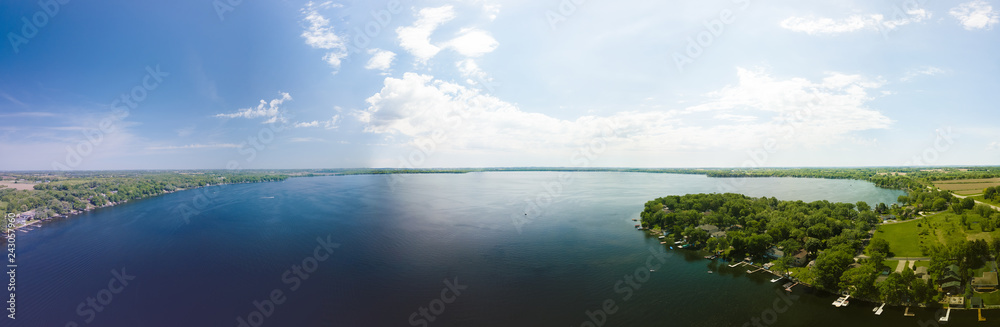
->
[933,178,1000,195]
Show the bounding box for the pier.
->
[938,308,950,322]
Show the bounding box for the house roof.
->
[941,281,962,288]
[697,224,720,233]
[974,272,998,286]
[915,266,928,276]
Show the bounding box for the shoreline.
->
[2,179,289,238]
[649,232,998,312]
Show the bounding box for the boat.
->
[707,270,713,274]
[658,236,665,239]
[770,277,782,283]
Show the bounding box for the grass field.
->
[874,211,996,257]
[934,178,1000,195]
[974,195,1000,207]
[875,220,924,257]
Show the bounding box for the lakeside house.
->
[789,250,808,267]
[915,266,931,283]
[766,247,784,259]
[697,224,726,238]
[972,272,998,292]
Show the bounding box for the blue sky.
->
[0,0,998,170]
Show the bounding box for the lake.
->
[15,172,979,326]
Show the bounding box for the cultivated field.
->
[933,178,1000,195]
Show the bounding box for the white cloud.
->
[988,141,1000,150]
[365,49,396,72]
[901,66,948,81]
[780,8,930,35]
[397,6,456,63]
[147,143,239,150]
[301,1,348,73]
[215,92,292,123]
[356,69,891,154]
[456,58,491,87]
[289,137,325,143]
[294,121,319,128]
[442,28,498,57]
[293,115,340,130]
[396,6,499,64]
[950,0,999,30]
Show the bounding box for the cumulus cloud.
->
[215,92,292,124]
[301,2,348,73]
[780,8,930,35]
[442,28,499,57]
[396,6,499,64]
[365,49,396,72]
[397,6,456,63]
[356,69,892,154]
[950,0,999,30]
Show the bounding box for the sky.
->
[0,0,998,170]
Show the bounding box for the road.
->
[951,193,1000,211]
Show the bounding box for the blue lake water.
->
[13,172,982,326]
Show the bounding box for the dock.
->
[783,282,798,292]
[873,303,885,315]
[979,308,986,322]
[938,308,950,322]
[746,267,765,274]
[832,295,850,307]
[903,307,915,317]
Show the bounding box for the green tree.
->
[879,273,907,304]
[839,265,877,299]
[866,238,890,256]
[813,246,854,290]
[856,201,871,212]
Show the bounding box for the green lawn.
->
[876,211,1000,258]
[973,195,1000,208]
[875,220,924,257]
[913,260,930,268]
[977,290,1000,306]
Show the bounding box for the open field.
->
[0,180,38,190]
[875,211,995,257]
[875,219,924,257]
[934,178,1000,195]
